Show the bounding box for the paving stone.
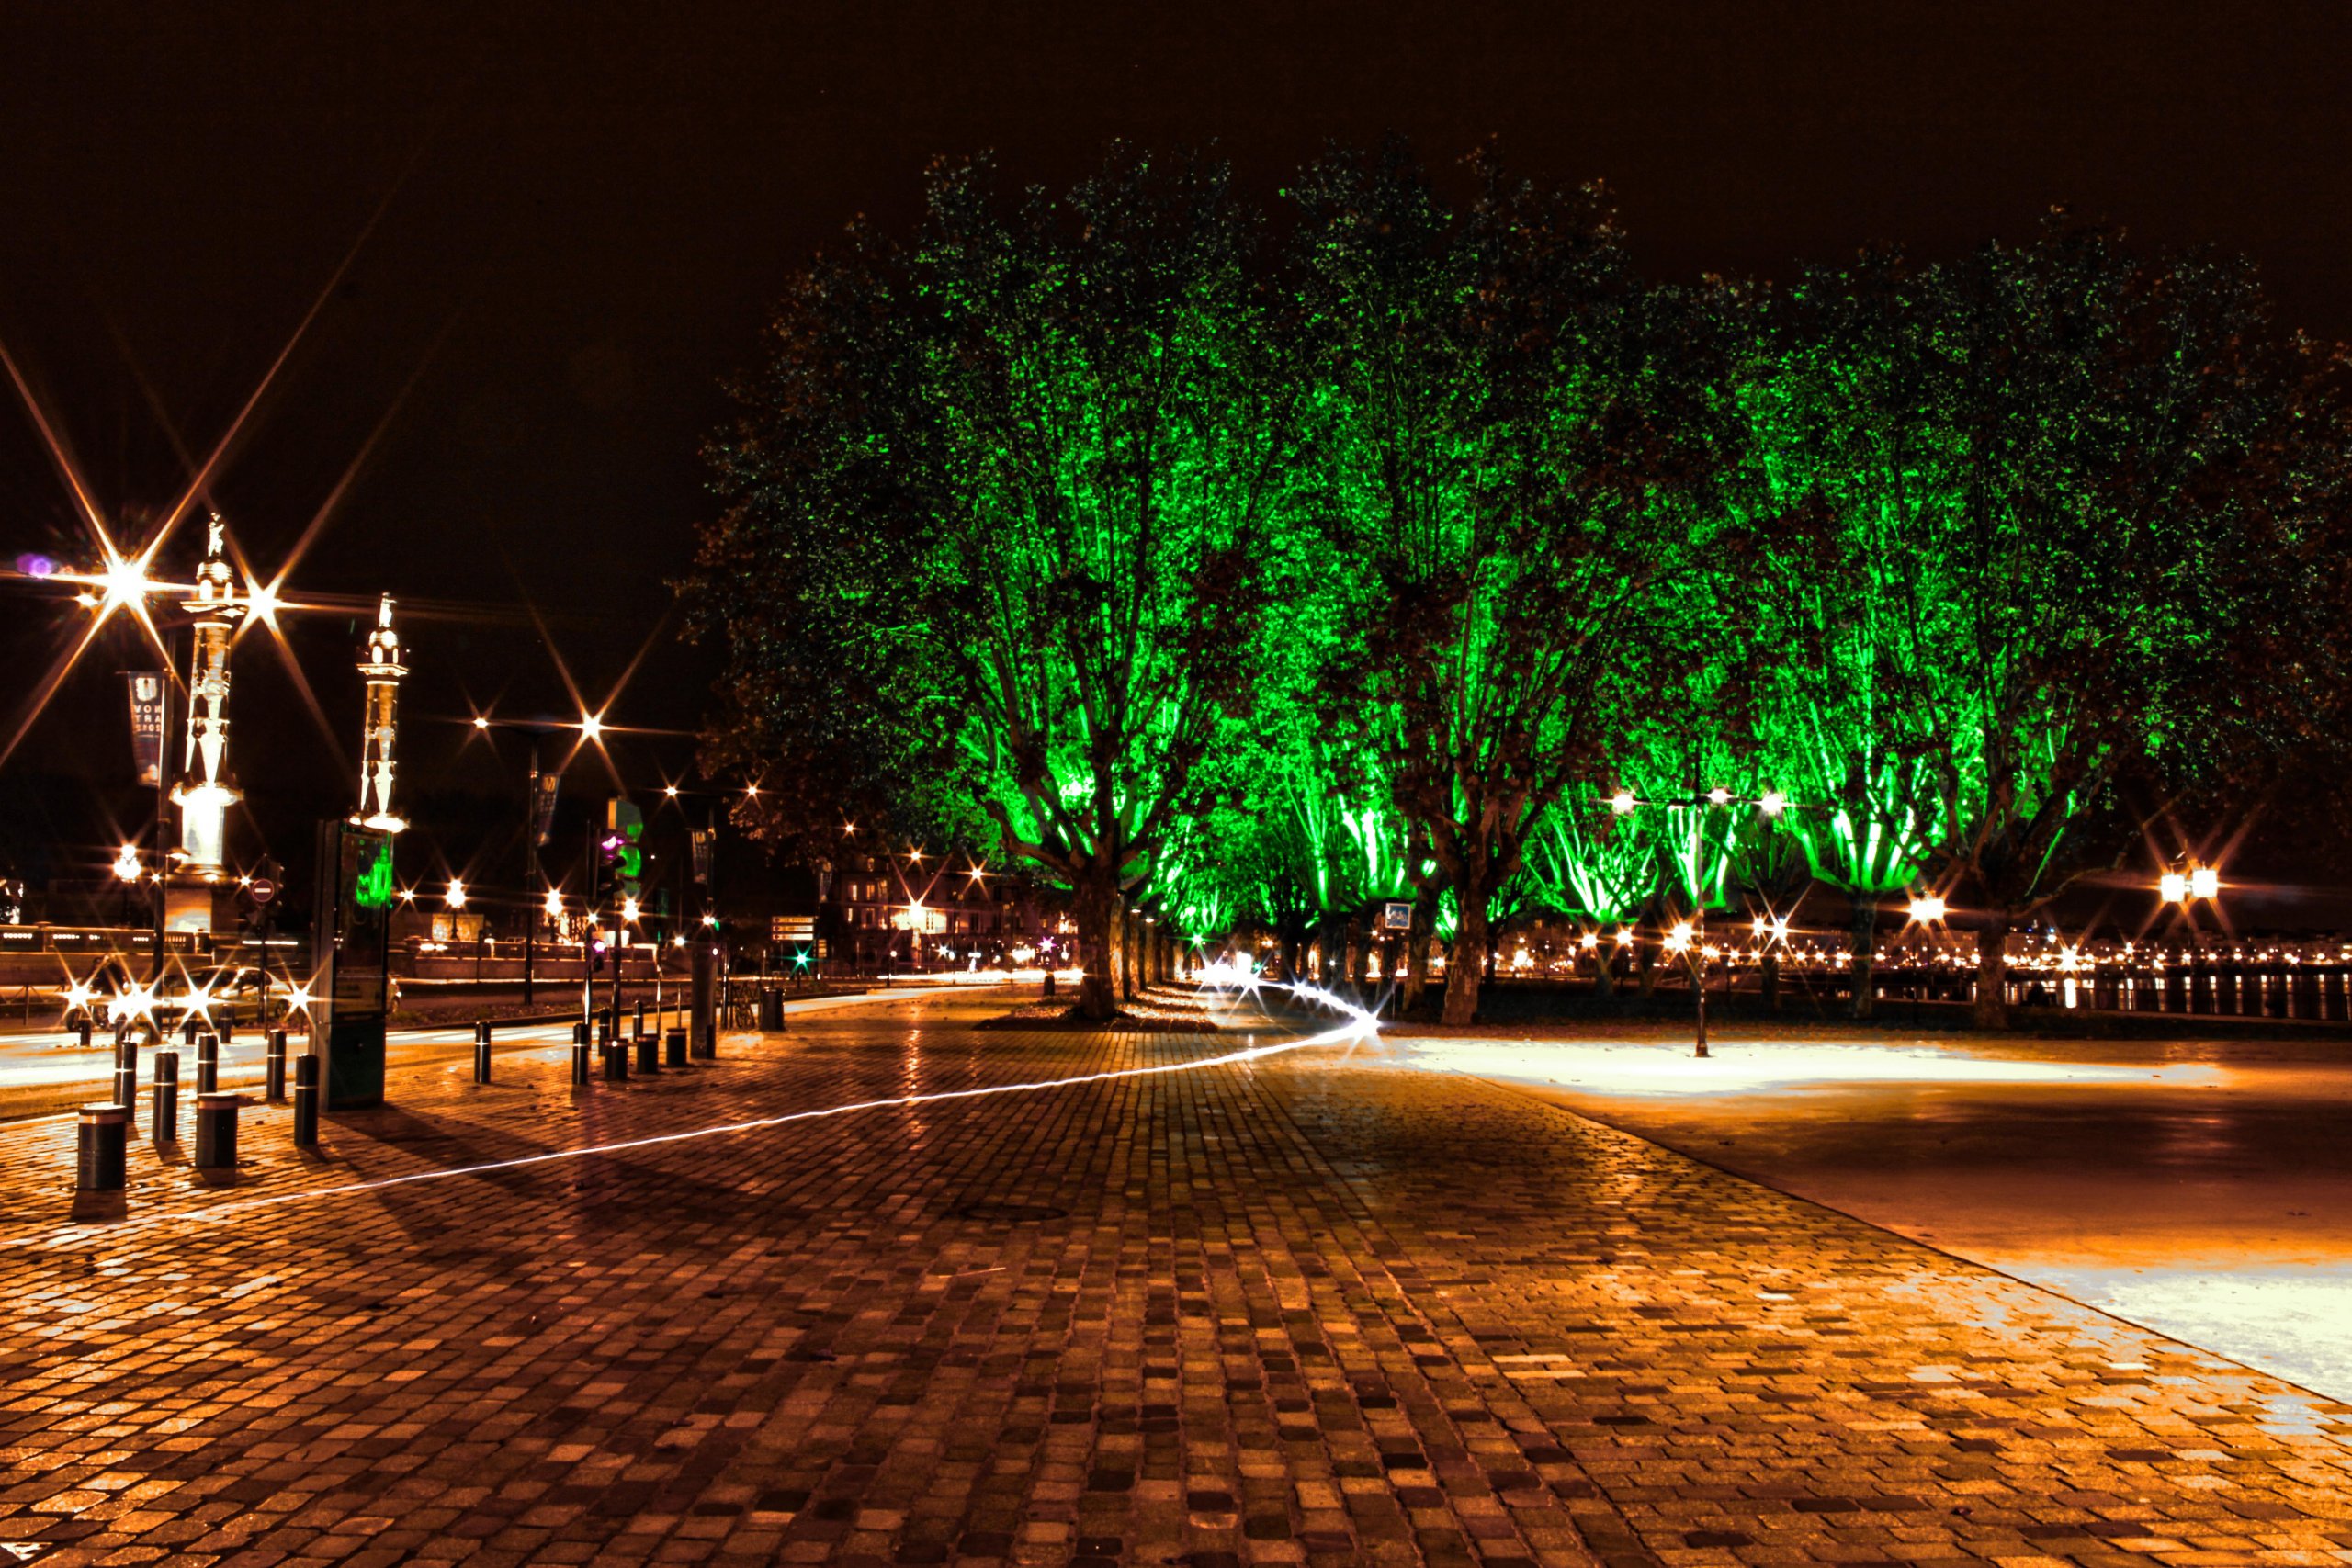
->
[0,996,2346,1566]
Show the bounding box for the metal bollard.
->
[76,1103,130,1192]
[193,1091,239,1170]
[76,1018,93,1050]
[571,1021,591,1084]
[635,1030,659,1074]
[183,1015,199,1046]
[607,1036,629,1081]
[196,1032,220,1095]
[634,999,646,1039]
[266,1029,288,1101]
[153,1050,180,1142]
[474,1020,492,1084]
[665,1026,687,1068]
[292,1054,320,1148]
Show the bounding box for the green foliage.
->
[690,143,2352,1021]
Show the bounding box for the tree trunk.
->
[1592,938,1615,1000]
[1442,900,1487,1025]
[1761,950,1781,1012]
[1636,937,1658,999]
[1341,921,1363,993]
[1402,897,1434,1016]
[1108,898,1128,1004]
[1074,879,1117,1021]
[1973,911,2011,1030]
[1849,897,1879,1021]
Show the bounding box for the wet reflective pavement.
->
[1399,1028,2352,1402]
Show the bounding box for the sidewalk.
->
[0,995,2346,1566]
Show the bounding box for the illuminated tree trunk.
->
[1849,899,1879,1021]
[1593,942,1615,1001]
[1076,881,1118,1021]
[1117,900,1136,1002]
[1973,913,2010,1030]
[1441,901,1487,1025]
[1401,890,1436,1015]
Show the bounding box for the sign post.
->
[311,819,394,1110]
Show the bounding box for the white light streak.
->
[177,1005,1379,1225]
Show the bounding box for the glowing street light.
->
[2190,865,2220,900]
[620,895,640,924]
[1610,789,1636,815]
[544,889,565,919]
[444,880,467,909]
[2159,870,2188,904]
[1759,789,1787,817]
[112,843,142,883]
[1907,895,1948,924]
[579,714,605,741]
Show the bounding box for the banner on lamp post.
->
[122,671,166,786]
[531,770,560,848]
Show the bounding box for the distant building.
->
[822,852,1068,972]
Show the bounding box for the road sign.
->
[771,914,815,942]
[1382,900,1413,931]
[248,876,277,905]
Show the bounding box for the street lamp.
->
[444,879,467,909]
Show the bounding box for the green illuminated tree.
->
[1293,145,1737,1025]
[694,147,1291,1020]
[1927,221,2324,1024]
[1741,254,1978,1017]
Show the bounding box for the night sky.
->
[6,3,2351,906]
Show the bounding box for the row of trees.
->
[684,141,2352,1026]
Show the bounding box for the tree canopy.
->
[689,143,2352,1024]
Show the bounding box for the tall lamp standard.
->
[1611,783,1792,1058]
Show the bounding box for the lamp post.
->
[1611,783,1793,1058]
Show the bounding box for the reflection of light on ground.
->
[2031,1263,2352,1406]
[1396,1037,2225,1096]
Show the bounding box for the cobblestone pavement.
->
[1,994,2349,1567]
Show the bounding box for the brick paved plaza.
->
[3,991,2350,1567]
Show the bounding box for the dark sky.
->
[5,2,2351,897]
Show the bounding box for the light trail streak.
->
[152,991,1381,1227]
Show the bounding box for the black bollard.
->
[571,1021,591,1085]
[474,1020,492,1084]
[153,1049,180,1142]
[183,1015,199,1047]
[608,1034,629,1081]
[634,999,646,1039]
[291,1054,319,1148]
[193,1091,239,1171]
[665,1026,687,1068]
[635,1030,659,1074]
[76,1018,93,1050]
[75,1103,129,1192]
[195,1032,220,1095]
[266,1029,287,1101]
